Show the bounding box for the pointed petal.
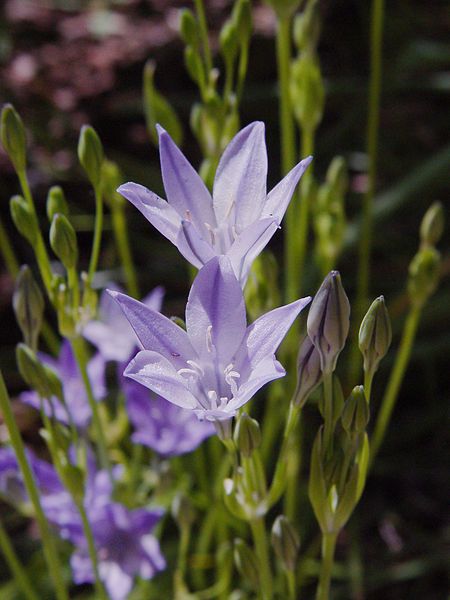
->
[158,127,216,234]
[142,286,164,312]
[228,217,279,284]
[263,156,312,221]
[228,356,285,412]
[240,297,312,368]
[83,321,136,362]
[179,220,216,267]
[213,122,268,230]
[107,290,194,366]
[125,350,197,409]
[185,256,246,364]
[118,182,181,244]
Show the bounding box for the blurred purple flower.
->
[109,256,311,422]
[124,379,214,457]
[83,285,164,362]
[118,122,312,285]
[20,340,106,430]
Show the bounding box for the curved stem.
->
[0,216,20,275]
[88,187,103,284]
[316,532,337,600]
[194,0,213,75]
[0,518,39,600]
[250,517,273,600]
[111,203,139,298]
[322,371,334,454]
[76,501,108,600]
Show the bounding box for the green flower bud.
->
[234,539,260,588]
[327,156,348,198]
[420,202,444,247]
[16,343,52,398]
[13,265,44,350]
[264,0,301,19]
[293,2,321,52]
[359,296,392,377]
[10,195,38,245]
[179,8,200,47]
[78,125,104,188]
[42,365,63,402]
[290,54,325,132]
[172,494,196,530]
[341,386,369,435]
[184,45,204,86]
[233,413,261,458]
[408,247,441,308]
[271,515,300,572]
[50,214,78,270]
[220,19,239,64]
[100,160,124,208]
[294,335,322,407]
[46,186,69,222]
[56,284,76,338]
[232,0,252,41]
[0,104,27,173]
[307,271,350,374]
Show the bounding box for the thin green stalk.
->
[67,266,80,314]
[0,216,20,275]
[88,187,103,284]
[236,39,249,102]
[363,370,373,403]
[0,519,39,600]
[250,517,273,600]
[370,304,421,464]
[70,337,112,476]
[322,372,334,453]
[352,0,385,379]
[316,532,337,600]
[111,203,139,298]
[194,0,213,75]
[0,372,69,600]
[286,569,297,600]
[76,501,108,600]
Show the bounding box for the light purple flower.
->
[20,340,106,429]
[109,256,311,422]
[83,285,164,362]
[124,379,214,457]
[118,122,312,285]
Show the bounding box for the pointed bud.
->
[46,186,69,221]
[220,19,239,63]
[341,386,369,435]
[234,413,261,458]
[408,247,441,308]
[234,539,260,588]
[179,9,200,47]
[16,343,52,399]
[293,2,321,52]
[307,271,350,373]
[359,296,392,377]
[295,335,322,407]
[1,104,26,173]
[232,0,252,41]
[50,214,78,269]
[420,202,444,248]
[172,493,196,530]
[100,160,124,208]
[184,45,204,86]
[290,54,325,133]
[327,156,348,198]
[13,266,44,350]
[271,515,300,572]
[263,0,301,20]
[10,195,38,245]
[78,125,104,188]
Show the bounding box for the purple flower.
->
[118,122,312,285]
[20,340,106,429]
[83,286,164,362]
[124,379,214,457]
[109,256,311,422]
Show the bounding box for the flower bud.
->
[263,0,301,19]
[234,413,261,458]
[16,343,52,399]
[293,3,321,52]
[0,104,26,173]
[100,160,124,208]
[271,515,300,572]
[13,265,44,350]
[359,296,392,377]
[408,247,441,308]
[220,19,239,64]
[294,335,322,407]
[341,386,369,435]
[307,271,350,373]
[420,202,444,248]
[179,8,200,47]
[46,186,69,222]
[234,539,260,588]
[232,0,252,42]
[290,54,325,133]
[78,125,104,188]
[10,195,38,245]
[172,493,196,530]
[50,214,78,270]
[327,156,348,198]
[184,45,204,86]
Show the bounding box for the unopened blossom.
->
[124,379,214,457]
[118,122,312,285]
[20,340,106,429]
[110,256,311,422]
[83,285,164,362]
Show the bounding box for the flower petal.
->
[213,122,267,231]
[125,350,197,409]
[118,182,181,244]
[107,290,194,366]
[228,356,285,412]
[142,286,164,312]
[179,220,216,267]
[263,156,312,221]
[185,256,246,364]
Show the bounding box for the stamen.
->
[225,199,235,218]
[186,360,205,376]
[185,209,192,221]
[208,390,218,409]
[224,363,241,396]
[204,222,216,246]
[206,325,214,353]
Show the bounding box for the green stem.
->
[0,518,39,600]
[0,373,69,600]
[76,501,108,600]
[322,371,334,453]
[316,532,337,600]
[0,216,20,275]
[111,203,139,298]
[68,266,80,315]
[363,370,373,403]
[370,304,421,464]
[194,0,213,75]
[88,187,103,284]
[70,337,112,476]
[236,39,249,102]
[286,569,297,600]
[250,517,273,600]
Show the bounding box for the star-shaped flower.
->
[109,256,310,423]
[118,122,312,285]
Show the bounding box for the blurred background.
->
[0,1,449,598]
